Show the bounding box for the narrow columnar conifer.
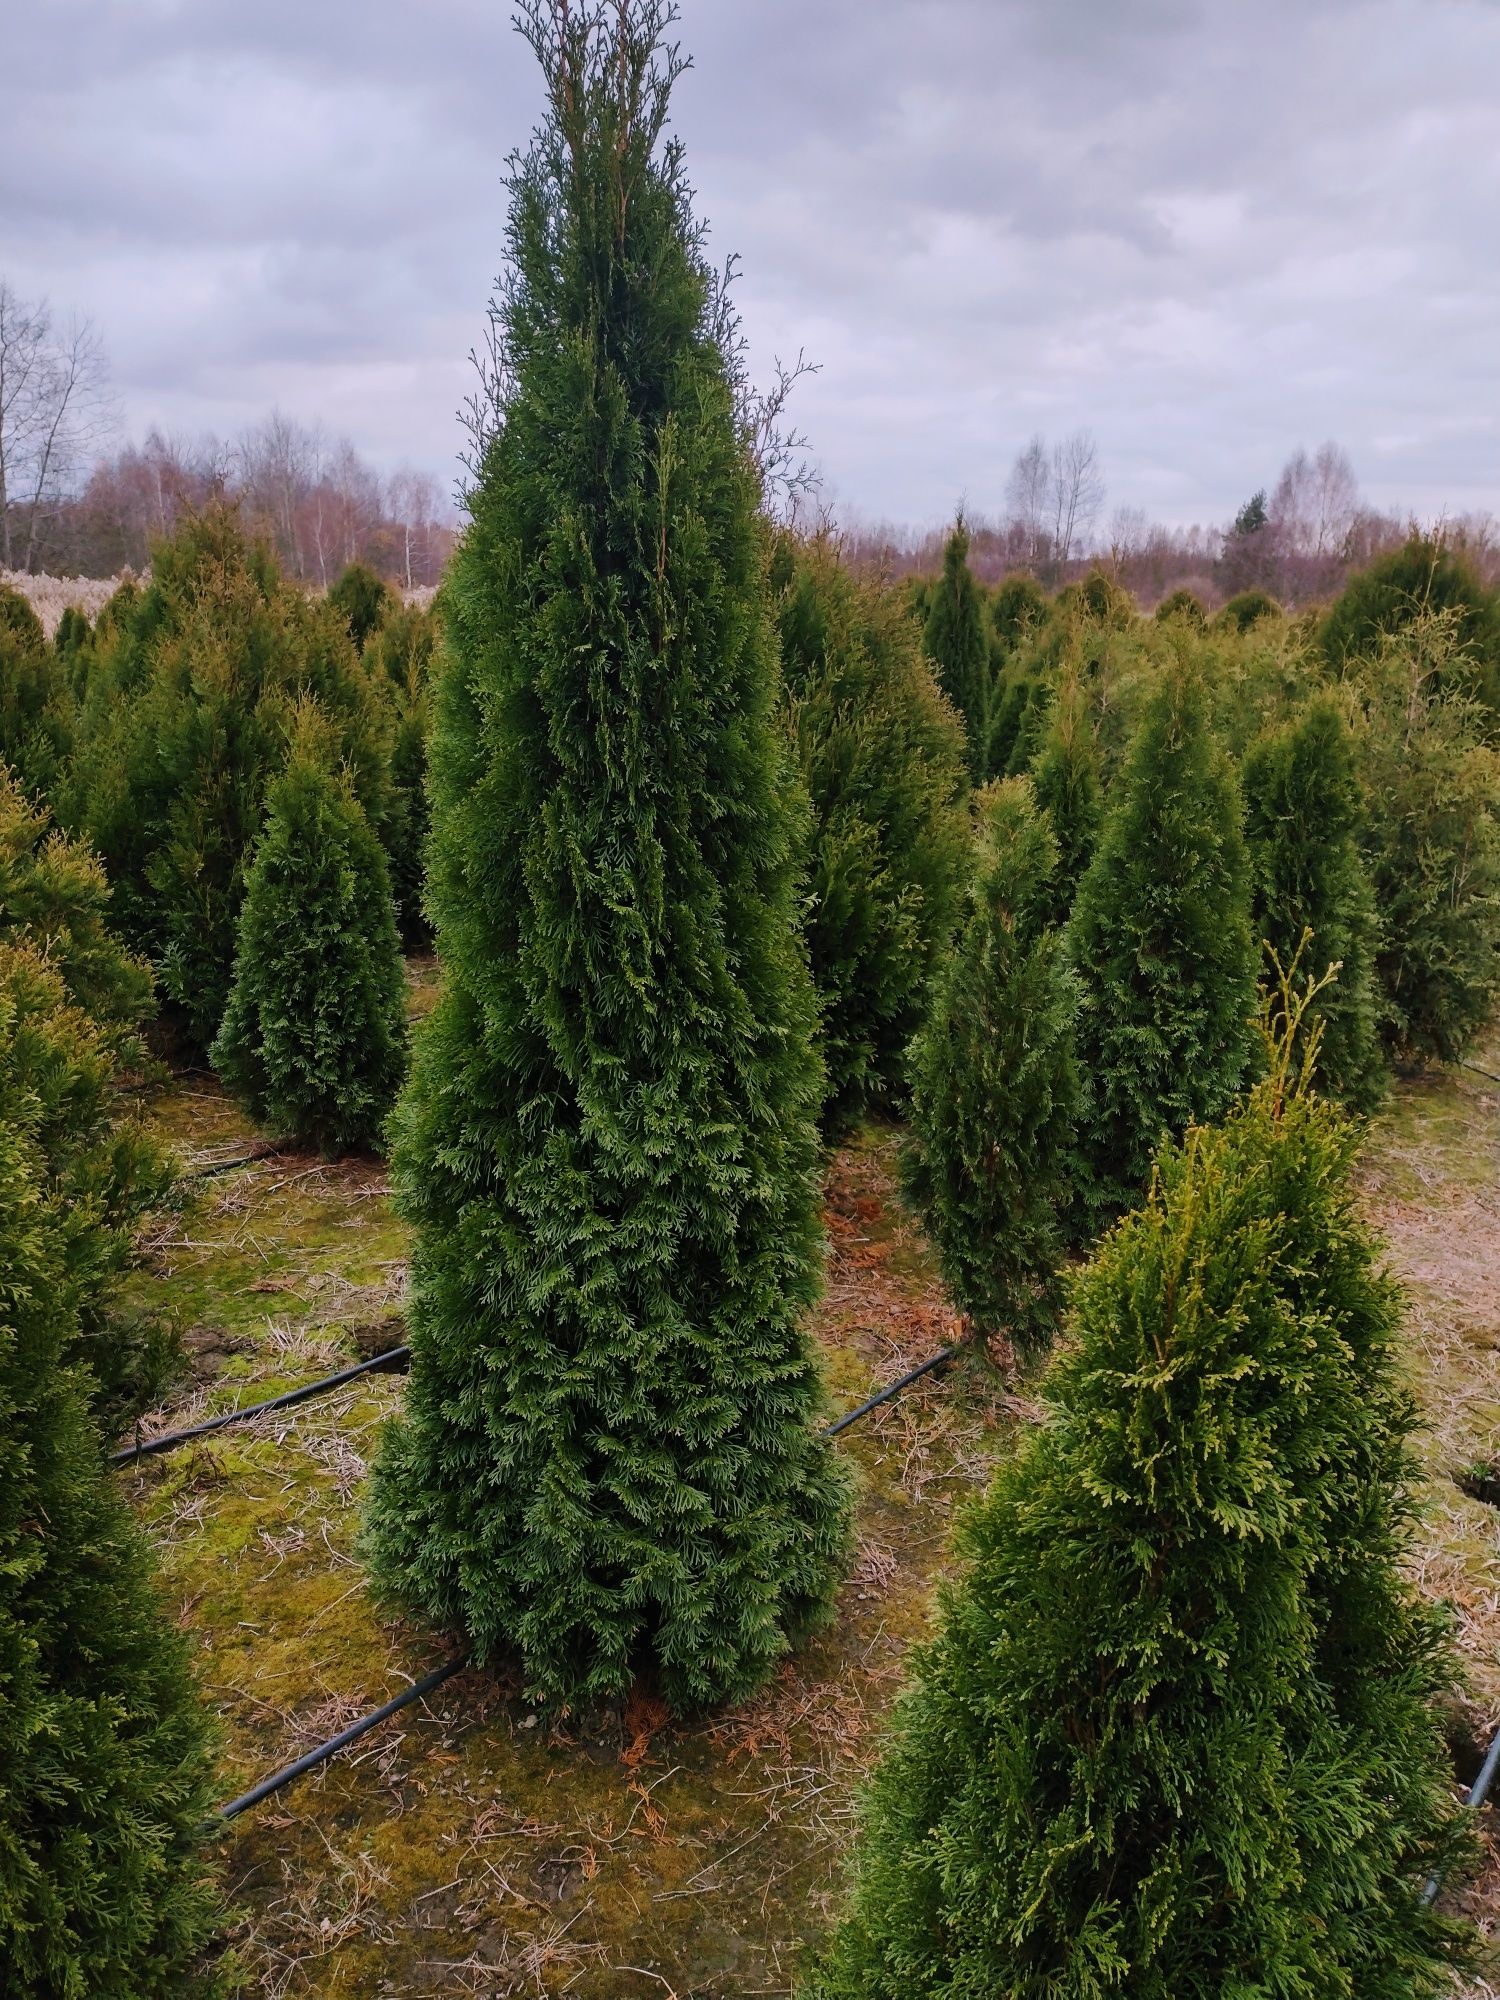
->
[777,540,968,1131]
[1067,661,1257,1220]
[809,1025,1471,2000]
[902,779,1078,1354]
[1028,676,1101,923]
[0,953,220,1995]
[1242,693,1385,1112]
[212,727,407,1155]
[0,584,72,803]
[922,519,991,779]
[327,561,397,654]
[364,0,852,1715]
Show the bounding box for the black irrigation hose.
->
[108,1345,411,1467]
[1459,1059,1500,1088]
[217,1652,473,1820]
[1423,1723,1500,1905]
[822,1343,962,1437]
[210,1341,965,1818]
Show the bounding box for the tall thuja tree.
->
[60,509,392,1051]
[366,0,852,1715]
[777,538,968,1131]
[0,583,73,804]
[922,518,991,780]
[212,717,407,1155]
[1068,661,1257,1221]
[1029,673,1101,924]
[810,1027,1471,2000]
[903,780,1078,1355]
[0,951,220,1995]
[1242,693,1385,1112]
[364,601,437,949]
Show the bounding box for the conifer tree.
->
[363,601,436,949]
[0,951,220,1995]
[989,572,1048,660]
[1028,675,1100,922]
[327,561,397,654]
[922,518,991,779]
[1154,586,1206,626]
[903,780,1078,1354]
[61,509,392,1051]
[1217,586,1281,632]
[1323,536,1500,713]
[212,723,407,1154]
[778,539,968,1131]
[0,774,176,1423]
[0,584,73,803]
[365,0,852,1715]
[1242,693,1385,1112]
[1068,662,1257,1219]
[810,1028,1471,2000]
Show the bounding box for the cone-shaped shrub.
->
[1029,676,1101,923]
[902,780,1078,1354]
[364,0,852,1716]
[778,539,968,1131]
[1322,536,1500,714]
[0,778,176,1424]
[1217,586,1281,632]
[212,724,406,1154]
[1068,661,1257,1219]
[0,954,220,1994]
[60,509,393,1052]
[1154,586,1207,626]
[922,519,991,779]
[810,1034,1471,2000]
[0,584,73,804]
[327,561,397,653]
[989,572,1048,660]
[1242,693,1385,1111]
[1350,616,1500,1064]
[363,601,436,950]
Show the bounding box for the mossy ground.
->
[113,993,1500,1996]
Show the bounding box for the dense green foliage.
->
[0,950,219,1995]
[922,520,991,778]
[365,0,852,1715]
[1242,694,1385,1111]
[60,510,393,1051]
[1350,619,1500,1064]
[902,780,1078,1353]
[212,733,407,1154]
[327,561,397,654]
[1154,586,1206,626]
[1217,586,1281,631]
[1322,537,1500,712]
[989,572,1048,657]
[777,541,968,1130]
[0,584,73,802]
[811,1046,1470,1999]
[1068,664,1257,1219]
[363,601,437,949]
[0,774,175,1423]
[1028,676,1101,922]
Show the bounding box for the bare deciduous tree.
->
[0,278,117,571]
[1269,440,1361,560]
[1004,434,1050,568]
[1050,428,1105,567]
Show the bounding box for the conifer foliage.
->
[922,519,991,779]
[212,723,407,1154]
[1068,661,1257,1219]
[777,539,968,1131]
[903,779,1078,1354]
[366,0,852,1715]
[0,953,219,1995]
[1242,692,1385,1112]
[811,1026,1470,2000]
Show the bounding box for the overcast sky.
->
[4,0,1498,532]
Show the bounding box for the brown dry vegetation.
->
[112,984,1500,1996]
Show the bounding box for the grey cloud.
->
[4,0,1497,526]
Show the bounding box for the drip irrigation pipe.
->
[1459,1060,1500,1088]
[217,1652,473,1820]
[823,1343,962,1437]
[1423,1723,1500,1905]
[108,1345,411,1467]
[211,1340,966,1818]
